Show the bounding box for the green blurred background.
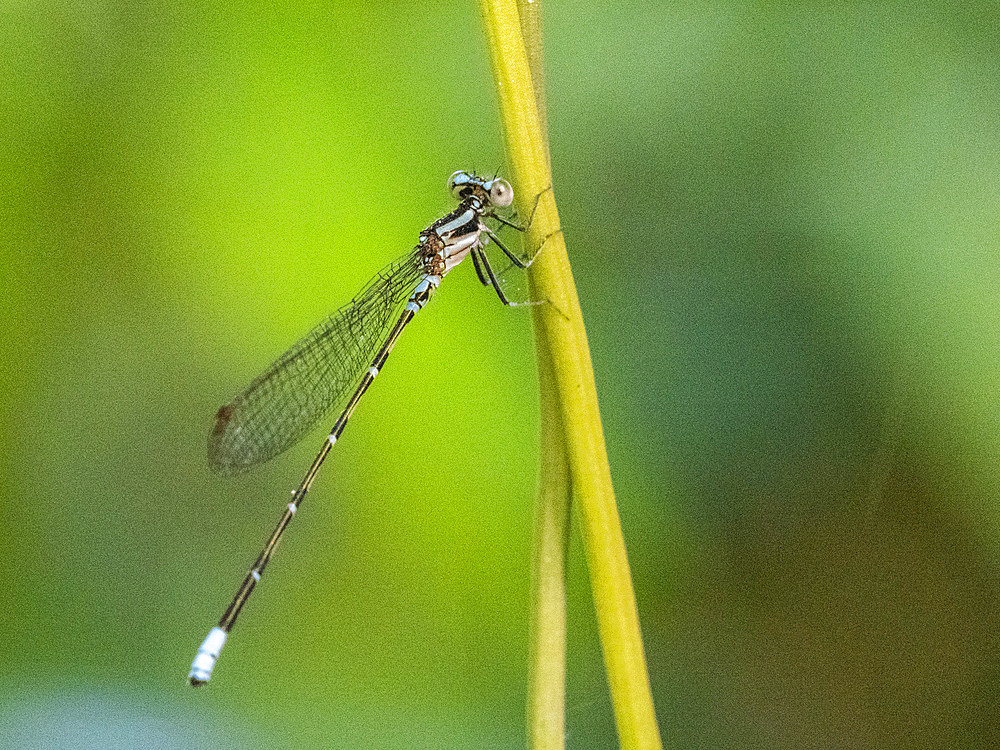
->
[3,1,1000,747]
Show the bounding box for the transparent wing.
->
[208,249,426,474]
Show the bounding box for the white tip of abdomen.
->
[188,626,228,686]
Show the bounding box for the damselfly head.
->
[448,170,475,199]
[447,170,514,208]
[487,178,514,208]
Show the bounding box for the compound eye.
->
[448,170,471,199]
[489,179,513,207]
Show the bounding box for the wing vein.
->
[208,249,426,473]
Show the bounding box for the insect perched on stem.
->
[189,170,533,686]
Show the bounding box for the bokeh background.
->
[3,2,1000,748]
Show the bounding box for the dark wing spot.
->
[212,404,234,438]
[208,403,239,473]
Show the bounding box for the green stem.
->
[518,2,567,748]
[478,2,664,748]
[527,343,571,750]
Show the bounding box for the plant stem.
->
[527,343,571,750]
[518,2,567,748]
[478,1,664,748]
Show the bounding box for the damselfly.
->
[189,170,531,686]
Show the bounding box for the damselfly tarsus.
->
[189,170,534,686]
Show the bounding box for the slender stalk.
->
[527,342,571,749]
[478,2,664,748]
[516,0,549,168]
[517,2,568,748]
